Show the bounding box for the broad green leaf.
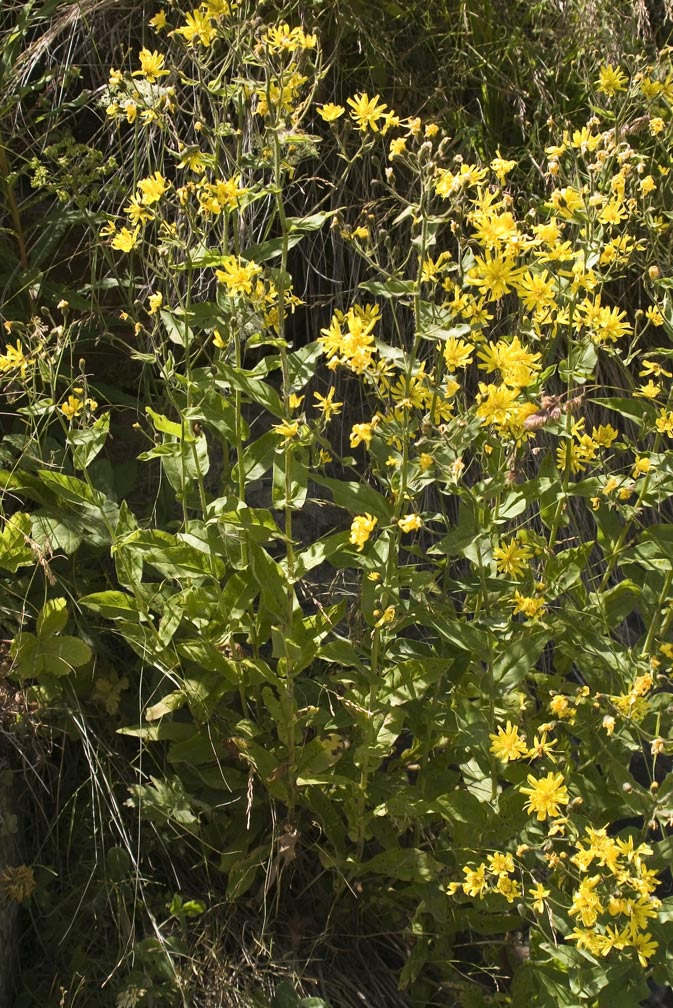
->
[492,630,549,688]
[69,411,110,470]
[31,511,82,554]
[36,597,68,638]
[313,475,393,520]
[0,512,34,572]
[145,406,188,439]
[79,590,141,620]
[355,848,441,882]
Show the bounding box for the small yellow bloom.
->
[313,387,343,420]
[529,882,550,914]
[489,721,527,763]
[272,419,300,443]
[632,456,652,477]
[349,513,377,551]
[374,605,395,627]
[133,48,170,83]
[350,422,373,448]
[110,227,139,252]
[398,514,423,533]
[137,171,169,206]
[61,395,85,420]
[317,103,345,122]
[520,771,569,821]
[148,292,163,315]
[149,10,167,29]
[347,92,389,132]
[596,64,628,96]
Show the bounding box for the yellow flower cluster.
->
[566,827,660,966]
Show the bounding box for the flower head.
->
[520,771,569,821]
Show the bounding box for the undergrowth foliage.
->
[4,2,673,1006]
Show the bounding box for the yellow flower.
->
[272,419,300,443]
[596,65,628,96]
[398,514,423,533]
[632,456,652,477]
[0,339,29,376]
[349,513,377,551]
[313,387,343,420]
[512,592,546,620]
[374,605,396,627]
[645,307,665,327]
[110,227,139,252]
[527,731,558,761]
[529,882,551,914]
[172,8,217,46]
[488,852,515,877]
[443,336,474,371]
[347,92,389,132]
[649,116,665,135]
[636,380,661,399]
[61,395,85,420]
[133,48,170,83]
[490,153,517,184]
[137,171,169,206]
[493,537,533,579]
[124,195,152,225]
[520,771,569,821]
[461,864,488,898]
[418,452,434,472]
[148,292,163,314]
[317,103,345,122]
[388,137,407,160]
[489,721,527,762]
[475,383,519,427]
[149,9,168,30]
[350,422,373,448]
[215,256,263,295]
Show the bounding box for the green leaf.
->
[31,512,82,554]
[145,406,188,439]
[492,630,549,689]
[0,512,34,572]
[68,411,110,470]
[80,590,142,620]
[313,475,393,520]
[36,597,68,638]
[216,363,284,417]
[355,848,441,883]
[359,278,416,298]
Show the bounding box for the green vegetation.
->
[2,2,673,1006]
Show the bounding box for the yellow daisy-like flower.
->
[349,513,377,551]
[398,514,423,533]
[520,771,569,821]
[493,537,533,579]
[596,64,628,97]
[215,256,263,296]
[529,882,551,914]
[0,339,30,376]
[110,227,139,253]
[133,48,170,83]
[346,92,389,132]
[317,103,345,122]
[272,419,300,443]
[137,171,169,206]
[489,721,527,762]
